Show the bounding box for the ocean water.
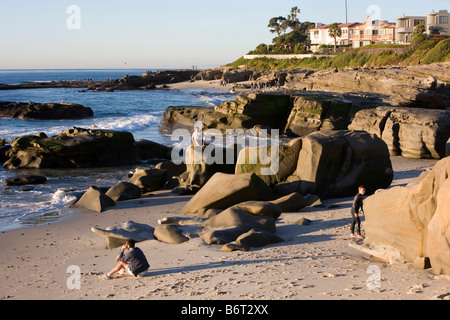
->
[0,69,234,230]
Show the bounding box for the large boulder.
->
[135,139,172,160]
[128,167,167,193]
[201,200,280,247]
[174,144,237,193]
[91,221,155,249]
[349,107,450,159]
[214,93,292,130]
[284,95,353,137]
[363,157,450,275]
[70,186,116,212]
[3,127,139,169]
[153,225,190,244]
[105,182,142,202]
[230,229,284,251]
[288,130,393,198]
[180,173,273,214]
[270,192,308,212]
[235,137,301,186]
[5,175,47,186]
[202,207,277,234]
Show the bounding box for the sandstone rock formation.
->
[235,137,301,186]
[284,95,353,137]
[174,144,238,194]
[105,182,142,202]
[91,221,155,249]
[180,173,273,215]
[3,128,139,169]
[128,167,168,193]
[153,225,190,244]
[201,200,282,249]
[0,101,93,120]
[283,63,450,108]
[288,130,393,198]
[70,186,116,212]
[349,107,450,159]
[363,157,450,276]
[214,93,292,130]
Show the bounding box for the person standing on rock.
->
[100,239,149,279]
[350,185,365,239]
[191,127,204,147]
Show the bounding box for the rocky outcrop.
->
[5,175,47,186]
[288,130,393,198]
[180,172,273,215]
[3,127,140,169]
[0,101,94,120]
[159,93,293,134]
[214,93,292,130]
[362,157,450,276]
[284,95,353,137]
[284,63,450,108]
[349,107,450,159]
[116,70,199,89]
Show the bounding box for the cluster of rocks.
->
[1,127,172,170]
[0,70,200,92]
[70,164,184,213]
[195,63,450,109]
[91,172,313,252]
[160,91,449,161]
[0,101,94,120]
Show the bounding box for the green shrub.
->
[421,39,450,64]
[330,51,358,69]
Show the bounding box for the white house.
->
[309,22,360,52]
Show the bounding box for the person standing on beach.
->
[100,239,149,280]
[350,185,366,239]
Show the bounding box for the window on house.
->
[439,16,448,24]
[372,30,379,35]
[414,19,425,26]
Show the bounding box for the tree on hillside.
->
[328,23,343,53]
[412,23,427,48]
[268,6,313,46]
[268,16,287,36]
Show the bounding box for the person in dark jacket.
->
[100,239,149,280]
[350,185,366,239]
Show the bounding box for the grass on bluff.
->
[228,38,450,71]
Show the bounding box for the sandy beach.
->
[1,156,449,302]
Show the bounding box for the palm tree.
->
[328,23,343,53]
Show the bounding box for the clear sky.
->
[0,0,447,69]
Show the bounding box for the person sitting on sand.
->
[350,185,366,239]
[100,239,149,280]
